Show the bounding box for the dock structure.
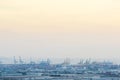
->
[0,60,120,80]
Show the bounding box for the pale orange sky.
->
[0,0,120,32]
[0,0,120,60]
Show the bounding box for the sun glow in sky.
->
[0,0,120,60]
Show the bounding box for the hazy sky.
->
[0,0,120,60]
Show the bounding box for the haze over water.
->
[0,0,120,62]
